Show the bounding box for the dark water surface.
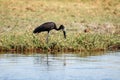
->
[0,51,120,80]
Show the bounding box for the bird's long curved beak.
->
[62,29,66,39]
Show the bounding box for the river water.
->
[0,51,120,80]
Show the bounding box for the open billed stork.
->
[33,22,66,43]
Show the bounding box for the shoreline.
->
[0,45,119,53]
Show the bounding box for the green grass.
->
[0,32,120,52]
[0,0,120,52]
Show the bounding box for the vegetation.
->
[0,0,120,52]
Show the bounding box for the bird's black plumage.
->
[33,22,66,43]
[33,22,56,33]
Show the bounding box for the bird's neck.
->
[55,26,62,31]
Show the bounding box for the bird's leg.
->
[46,31,50,43]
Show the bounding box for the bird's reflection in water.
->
[33,51,106,67]
[33,52,67,67]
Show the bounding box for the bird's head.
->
[60,25,66,39]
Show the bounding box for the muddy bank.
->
[0,45,119,53]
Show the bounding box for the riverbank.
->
[0,0,119,53]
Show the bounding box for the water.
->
[0,51,120,80]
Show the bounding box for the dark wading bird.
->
[33,22,66,43]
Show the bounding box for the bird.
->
[33,22,66,43]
